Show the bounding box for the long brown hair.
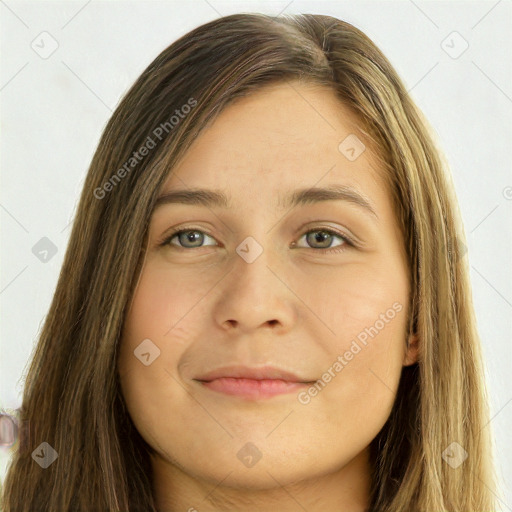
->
[1,13,498,511]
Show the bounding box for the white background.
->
[1,0,511,508]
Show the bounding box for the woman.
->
[1,12,499,511]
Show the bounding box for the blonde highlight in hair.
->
[2,13,498,511]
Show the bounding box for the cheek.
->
[117,266,197,414]
[117,278,201,458]
[300,264,408,424]
[120,263,206,356]
[296,328,405,457]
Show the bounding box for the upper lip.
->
[194,365,314,383]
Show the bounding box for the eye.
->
[162,229,217,249]
[159,226,354,254]
[293,228,353,254]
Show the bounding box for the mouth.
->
[193,365,317,400]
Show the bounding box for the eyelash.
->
[159,226,355,255]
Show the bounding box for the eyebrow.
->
[153,184,378,220]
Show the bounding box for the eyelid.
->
[292,221,358,247]
[158,223,357,253]
[158,225,217,248]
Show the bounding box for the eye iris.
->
[170,229,342,250]
[180,230,203,247]
[307,230,332,248]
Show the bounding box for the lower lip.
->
[197,377,309,399]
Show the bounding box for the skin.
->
[118,81,419,512]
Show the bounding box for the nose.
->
[212,240,297,333]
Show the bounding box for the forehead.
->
[161,81,385,210]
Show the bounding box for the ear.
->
[403,332,420,366]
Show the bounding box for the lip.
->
[194,365,312,382]
[193,365,316,400]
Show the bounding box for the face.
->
[118,81,418,491]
